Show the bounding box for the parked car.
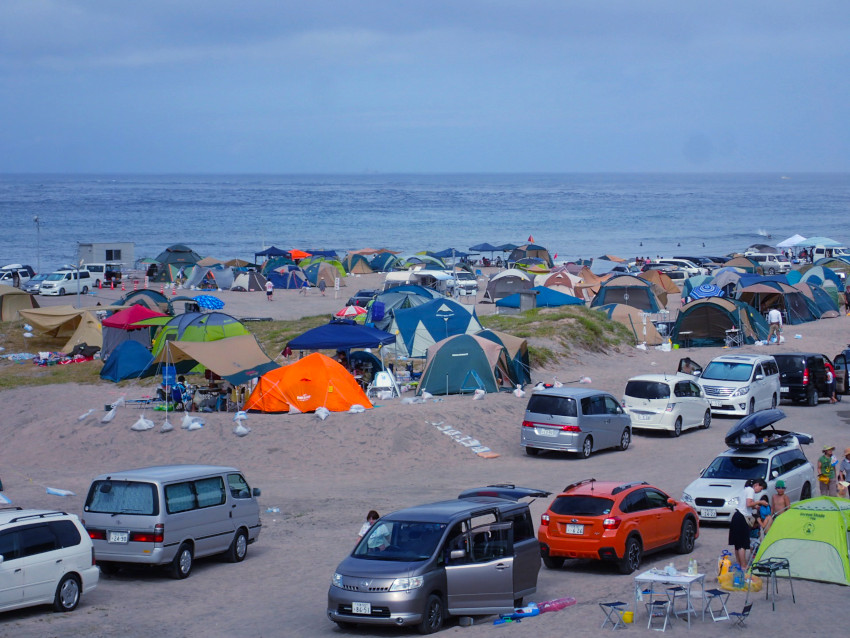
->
[832,346,850,396]
[538,479,698,575]
[772,352,833,405]
[622,374,712,436]
[20,273,49,294]
[678,354,780,416]
[346,289,378,307]
[84,263,123,287]
[38,269,93,296]
[0,264,35,287]
[444,270,479,296]
[521,387,632,458]
[744,253,792,275]
[327,484,551,633]
[82,465,261,578]
[682,409,816,523]
[0,507,100,614]
[656,258,705,276]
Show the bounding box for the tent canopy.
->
[287,319,396,351]
[153,334,279,386]
[0,283,40,321]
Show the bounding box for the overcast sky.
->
[1,1,848,173]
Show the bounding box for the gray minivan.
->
[327,485,550,633]
[82,465,261,578]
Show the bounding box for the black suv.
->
[345,289,378,307]
[773,353,833,406]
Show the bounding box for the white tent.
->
[776,234,807,249]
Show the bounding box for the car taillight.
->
[665,403,675,412]
[602,516,621,530]
[130,524,164,543]
[560,425,581,432]
[803,368,809,385]
[88,529,106,540]
[522,420,535,428]
[541,513,550,527]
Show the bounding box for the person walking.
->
[767,306,783,344]
[265,279,274,301]
[818,444,838,496]
[825,360,838,403]
[318,279,327,296]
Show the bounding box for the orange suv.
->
[538,479,699,574]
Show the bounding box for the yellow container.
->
[622,611,634,624]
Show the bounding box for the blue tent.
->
[255,245,289,258]
[100,340,154,382]
[495,286,585,308]
[369,252,401,272]
[287,319,396,350]
[388,298,483,358]
[267,268,308,289]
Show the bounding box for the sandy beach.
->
[2,271,849,637]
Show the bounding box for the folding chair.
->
[366,370,401,399]
[599,601,628,630]
[646,599,673,631]
[729,602,753,628]
[667,585,696,621]
[702,588,730,622]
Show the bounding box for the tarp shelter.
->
[153,334,280,386]
[754,497,850,586]
[254,245,290,259]
[100,340,155,382]
[245,353,372,413]
[590,275,663,313]
[287,319,396,351]
[150,311,250,357]
[184,265,235,290]
[482,269,533,303]
[495,286,585,309]
[367,286,442,331]
[595,303,665,346]
[231,271,267,292]
[0,284,40,321]
[304,261,345,288]
[387,298,484,358]
[508,243,553,267]
[101,305,167,360]
[18,306,104,353]
[341,253,374,274]
[152,244,202,282]
[476,329,531,385]
[671,298,769,347]
[417,334,516,396]
[776,234,807,249]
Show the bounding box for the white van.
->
[84,263,123,287]
[678,354,780,416]
[811,246,850,261]
[744,253,791,274]
[82,465,261,578]
[39,269,93,296]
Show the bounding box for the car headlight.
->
[332,572,343,588]
[730,386,750,398]
[728,496,739,506]
[682,492,693,504]
[389,576,424,592]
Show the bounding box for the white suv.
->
[679,354,780,416]
[745,253,791,275]
[657,258,705,276]
[0,508,99,614]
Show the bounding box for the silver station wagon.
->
[521,387,632,458]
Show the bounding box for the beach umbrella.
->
[689,283,724,300]
[335,305,367,318]
[193,294,225,310]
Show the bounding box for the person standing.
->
[771,480,791,515]
[729,478,765,570]
[767,306,783,344]
[265,279,274,301]
[825,360,838,403]
[357,510,380,541]
[318,279,327,296]
[818,444,838,496]
[837,448,850,498]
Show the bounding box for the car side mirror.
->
[450,549,467,560]
[771,471,778,479]
[755,374,764,381]
[252,488,262,497]
[667,498,676,510]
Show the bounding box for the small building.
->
[77,242,135,268]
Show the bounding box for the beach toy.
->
[537,597,577,613]
[46,487,75,497]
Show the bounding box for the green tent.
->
[417,334,516,396]
[754,497,850,585]
[150,311,250,357]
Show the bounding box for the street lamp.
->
[33,216,41,273]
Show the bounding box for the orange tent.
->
[288,249,313,260]
[245,353,372,414]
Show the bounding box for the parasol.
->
[193,294,225,310]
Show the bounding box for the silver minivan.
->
[82,465,261,578]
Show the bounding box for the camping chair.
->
[366,370,401,399]
[170,386,186,411]
[598,601,628,629]
[728,602,753,628]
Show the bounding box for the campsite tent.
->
[150,311,250,357]
[100,340,155,382]
[0,284,39,321]
[736,280,819,324]
[369,252,401,272]
[268,266,308,290]
[792,282,840,318]
[476,329,531,385]
[101,305,167,360]
[231,271,267,292]
[495,286,584,309]
[754,497,850,586]
[594,303,665,346]
[152,244,202,282]
[304,261,345,288]
[639,269,680,296]
[245,353,372,413]
[341,253,374,274]
[670,297,769,347]
[18,306,104,353]
[366,286,442,331]
[535,270,580,294]
[508,243,553,267]
[152,334,280,386]
[723,256,762,274]
[287,319,396,351]
[184,265,235,290]
[482,269,533,303]
[386,298,483,358]
[417,334,516,396]
[116,289,172,313]
[589,275,663,313]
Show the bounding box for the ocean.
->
[1,173,848,273]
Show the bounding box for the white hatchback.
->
[622,374,712,437]
[0,508,99,614]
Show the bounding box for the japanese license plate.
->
[352,602,371,615]
[699,508,717,518]
[709,400,722,407]
[637,414,651,421]
[566,524,584,535]
[537,428,558,437]
[780,386,789,392]
[108,530,129,544]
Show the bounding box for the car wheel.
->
[542,554,565,569]
[525,447,539,456]
[226,529,248,563]
[671,417,682,438]
[619,428,631,450]
[768,267,776,275]
[748,399,755,415]
[417,594,444,635]
[770,394,777,409]
[98,562,121,576]
[808,389,819,407]
[801,482,812,500]
[53,574,81,612]
[676,518,697,554]
[618,537,642,574]
[59,287,66,296]
[579,436,593,459]
[81,286,88,294]
[170,543,193,579]
[701,410,711,429]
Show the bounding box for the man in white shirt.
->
[767,307,782,343]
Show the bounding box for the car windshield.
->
[701,456,768,480]
[353,521,446,562]
[527,394,577,417]
[84,480,159,515]
[702,361,753,382]
[625,380,670,400]
[549,495,615,516]
[45,273,67,281]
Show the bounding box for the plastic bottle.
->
[732,564,743,588]
[688,558,697,576]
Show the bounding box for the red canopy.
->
[102,305,168,329]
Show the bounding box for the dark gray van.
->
[773,352,832,405]
[327,485,550,633]
[82,465,261,578]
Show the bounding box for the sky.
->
[1,1,848,173]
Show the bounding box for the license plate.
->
[637,414,651,421]
[566,524,584,535]
[537,428,558,437]
[699,508,717,518]
[780,387,789,392]
[352,602,371,615]
[709,400,722,407]
[108,531,129,544]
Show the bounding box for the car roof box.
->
[458,484,551,501]
[724,409,813,449]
